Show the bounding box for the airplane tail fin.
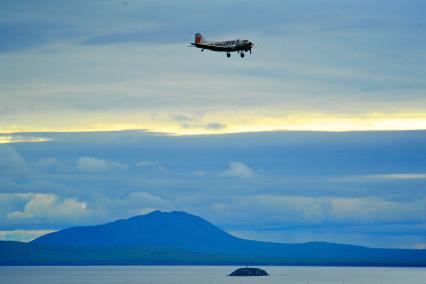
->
[194,33,205,44]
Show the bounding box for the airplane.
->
[190,33,254,58]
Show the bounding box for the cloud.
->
[6,193,89,223]
[181,121,227,131]
[0,135,50,144]
[128,192,172,213]
[205,122,226,130]
[415,243,426,249]
[136,160,165,171]
[0,229,56,242]
[193,170,206,176]
[76,157,127,172]
[0,145,27,177]
[36,157,60,169]
[361,173,426,181]
[208,195,426,228]
[171,114,195,123]
[331,173,426,184]
[79,191,173,220]
[171,114,226,131]
[0,191,172,229]
[84,30,183,45]
[0,179,76,196]
[220,162,255,178]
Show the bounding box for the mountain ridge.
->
[1,210,426,266]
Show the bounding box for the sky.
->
[1,0,426,134]
[0,0,425,248]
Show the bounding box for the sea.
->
[0,266,425,284]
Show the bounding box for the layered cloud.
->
[76,157,127,172]
[208,195,426,226]
[0,1,425,134]
[0,130,425,248]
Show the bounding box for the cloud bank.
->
[0,130,425,248]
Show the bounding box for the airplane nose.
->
[248,42,254,54]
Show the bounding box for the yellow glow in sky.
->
[1,112,425,141]
[0,136,50,144]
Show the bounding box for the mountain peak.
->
[144,210,193,217]
[32,210,237,250]
[125,210,203,224]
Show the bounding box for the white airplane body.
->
[190,33,254,58]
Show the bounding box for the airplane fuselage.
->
[190,33,254,58]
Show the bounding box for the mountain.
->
[32,211,241,252]
[2,210,426,266]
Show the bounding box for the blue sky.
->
[0,0,425,248]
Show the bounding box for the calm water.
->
[1,266,426,284]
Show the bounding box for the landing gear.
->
[240,52,245,58]
[226,52,231,58]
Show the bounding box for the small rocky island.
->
[228,267,269,276]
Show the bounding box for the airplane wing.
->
[191,43,228,51]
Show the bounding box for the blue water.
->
[1,266,425,284]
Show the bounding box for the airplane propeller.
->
[248,42,254,54]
